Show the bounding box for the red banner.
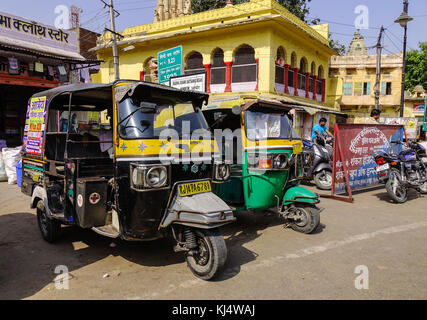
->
[330,124,405,202]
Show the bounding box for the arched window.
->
[297,57,308,93]
[318,65,325,79]
[290,52,297,68]
[185,51,204,75]
[275,47,286,87]
[143,57,157,83]
[232,45,257,84]
[311,62,316,76]
[211,48,226,85]
[316,66,325,99]
[299,57,308,73]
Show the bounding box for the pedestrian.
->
[311,117,333,140]
[365,109,382,124]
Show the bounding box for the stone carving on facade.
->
[154,0,192,22]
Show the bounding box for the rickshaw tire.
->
[36,200,62,243]
[290,205,320,234]
[186,228,227,281]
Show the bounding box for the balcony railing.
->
[231,63,257,92]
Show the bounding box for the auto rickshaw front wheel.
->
[185,228,227,281]
[288,205,320,234]
[36,200,62,243]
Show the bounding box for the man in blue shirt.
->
[311,117,333,140]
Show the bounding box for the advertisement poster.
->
[332,124,404,196]
[383,117,417,140]
[25,96,47,155]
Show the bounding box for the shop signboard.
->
[157,46,183,85]
[170,72,206,92]
[0,11,77,53]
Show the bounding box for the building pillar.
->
[204,64,211,93]
[225,61,233,92]
[293,68,299,96]
[322,79,326,102]
[312,75,317,100]
[305,73,310,98]
[140,70,145,81]
[255,58,259,91]
[284,64,290,94]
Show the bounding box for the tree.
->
[405,42,427,91]
[329,36,346,56]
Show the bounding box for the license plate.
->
[178,181,211,197]
[293,144,302,154]
[376,163,390,172]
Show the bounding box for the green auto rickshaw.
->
[202,97,322,234]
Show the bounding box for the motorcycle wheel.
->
[419,182,427,194]
[385,169,408,203]
[186,228,227,281]
[289,205,320,234]
[36,200,61,243]
[314,170,332,190]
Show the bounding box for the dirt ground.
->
[0,181,426,300]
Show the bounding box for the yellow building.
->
[328,31,404,122]
[92,0,344,139]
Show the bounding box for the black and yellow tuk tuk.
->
[21,81,235,280]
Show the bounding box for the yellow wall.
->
[94,0,336,109]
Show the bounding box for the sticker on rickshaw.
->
[178,181,212,197]
[293,143,303,154]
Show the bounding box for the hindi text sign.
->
[157,46,183,85]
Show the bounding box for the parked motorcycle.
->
[373,140,427,203]
[302,134,333,190]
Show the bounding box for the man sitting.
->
[311,117,333,141]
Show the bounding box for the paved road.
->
[0,182,426,300]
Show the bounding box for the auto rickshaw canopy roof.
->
[30,80,210,112]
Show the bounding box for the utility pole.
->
[395,0,413,118]
[374,26,385,110]
[102,0,120,80]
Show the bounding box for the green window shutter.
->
[366,82,371,95]
[381,82,386,95]
[343,82,353,95]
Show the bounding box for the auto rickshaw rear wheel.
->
[289,205,320,234]
[36,200,62,243]
[185,228,227,281]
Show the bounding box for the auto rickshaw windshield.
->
[245,109,296,141]
[118,97,209,139]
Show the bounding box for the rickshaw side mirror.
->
[231,105,242,116]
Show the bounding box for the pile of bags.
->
[1,146,22,184]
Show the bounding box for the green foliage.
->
[405,42,427,91]
[329,36,346,56]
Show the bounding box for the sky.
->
[1,0,426,54]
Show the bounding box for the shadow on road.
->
[374,188,422,203]
[1,208,301,298]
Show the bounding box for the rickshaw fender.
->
[282,186,319,206]
[31,186,52,216]
[313,162,332,174]
[160,191,235,229]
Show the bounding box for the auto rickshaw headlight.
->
[131,164,169,191]
[146,166,168,188]
[214,163,231,182]
[273,154,288,170]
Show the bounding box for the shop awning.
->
[0,35,89,63]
